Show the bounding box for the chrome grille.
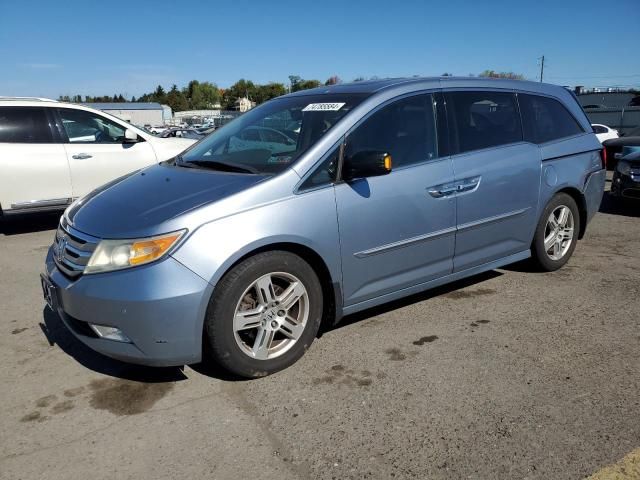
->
[53,218,99,278]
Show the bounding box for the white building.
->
[235,97,255,112]
[83,102,165,126]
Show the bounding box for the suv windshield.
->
[178,93,368,174]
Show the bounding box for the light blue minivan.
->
[43,77,606,377]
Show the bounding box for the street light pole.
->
[539,55,545,83]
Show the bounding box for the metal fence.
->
[583,107,640,135]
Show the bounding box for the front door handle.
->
[72,153,92,160]
[428,186,457,198]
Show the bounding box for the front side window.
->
[299,146,340,191]
[344,93,438,169]
[445,91,522,154]
[0,107,53,143]
[179,93,367,175]
[519,94,584,144]
[58,108,127,143]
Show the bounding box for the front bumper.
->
[611,170,640,199]
[43,248,213,366]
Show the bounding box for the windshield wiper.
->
[177,157,258,174]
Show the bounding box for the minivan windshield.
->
[178,93,368,174]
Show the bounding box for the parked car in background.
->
[592,123,619,143]
[582,104,607,109]
[0,98,196,215]
[149,126,168,135]
[610,150,640,200]
[159,128,204,140]
[603,126,640,169]
[228,125,297,155]
[196,125,216,134]
[41,77,605,378]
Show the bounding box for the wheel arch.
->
[206,241,341,336]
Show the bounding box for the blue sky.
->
[1,0,638,98]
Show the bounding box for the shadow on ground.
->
[40,270,508,382]
[1,212,60,235]
[599,192,640,218]
[328,270,503,332]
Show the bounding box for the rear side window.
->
[445,91,522,154]
[518,94,584,144]
[0,107,54,143]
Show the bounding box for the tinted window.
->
[0,107,53,143]
[58,108,127,143]
[299,146,340,191]
[592,125,607,134]
[345,93,438,168]
[445,91,522,154]
[519,94,584,144]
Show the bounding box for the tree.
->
[288,75,302,92]
[441,72,452,77]
[150,85,166,104]
[187,80,220,109]
[166,84,188,112]
[353,76,365,82]
[254,83,287,104]
[478,70,524,80]
[325,75,342,86]
[222,79,257,109]
[288,75,320,92]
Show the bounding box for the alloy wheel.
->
[232,272,309,360]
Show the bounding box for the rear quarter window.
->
[518,94,584,144]
[0,107,54,143]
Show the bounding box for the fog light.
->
[89,324,131,343]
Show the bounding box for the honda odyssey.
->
[42,77,606,377]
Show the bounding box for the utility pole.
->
[539,55,545,83]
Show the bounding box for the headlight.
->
[617,161,631,175]
[85,230,186,274]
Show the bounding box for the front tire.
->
[204,251,323,378]
[531,193,580,271]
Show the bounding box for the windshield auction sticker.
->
[302,102,346,112]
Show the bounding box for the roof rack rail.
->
[0,96,58,102]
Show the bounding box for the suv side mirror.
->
[342,150,392,181]
[123,129,139,143]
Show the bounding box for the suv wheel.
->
[531,193,580,271]
[204,251,323,378]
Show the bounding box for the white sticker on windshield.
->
[302,102,346,112]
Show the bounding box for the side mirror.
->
[342,150,392,181]
[123,129,139,143]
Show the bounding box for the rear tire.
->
[204,251,323,378]
[531,193,580,272]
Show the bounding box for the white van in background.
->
[0,98,196,215]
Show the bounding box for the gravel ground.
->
[1,190,638,480]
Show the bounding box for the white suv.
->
[0,98,196,215]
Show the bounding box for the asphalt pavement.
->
[1,192,638,480]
